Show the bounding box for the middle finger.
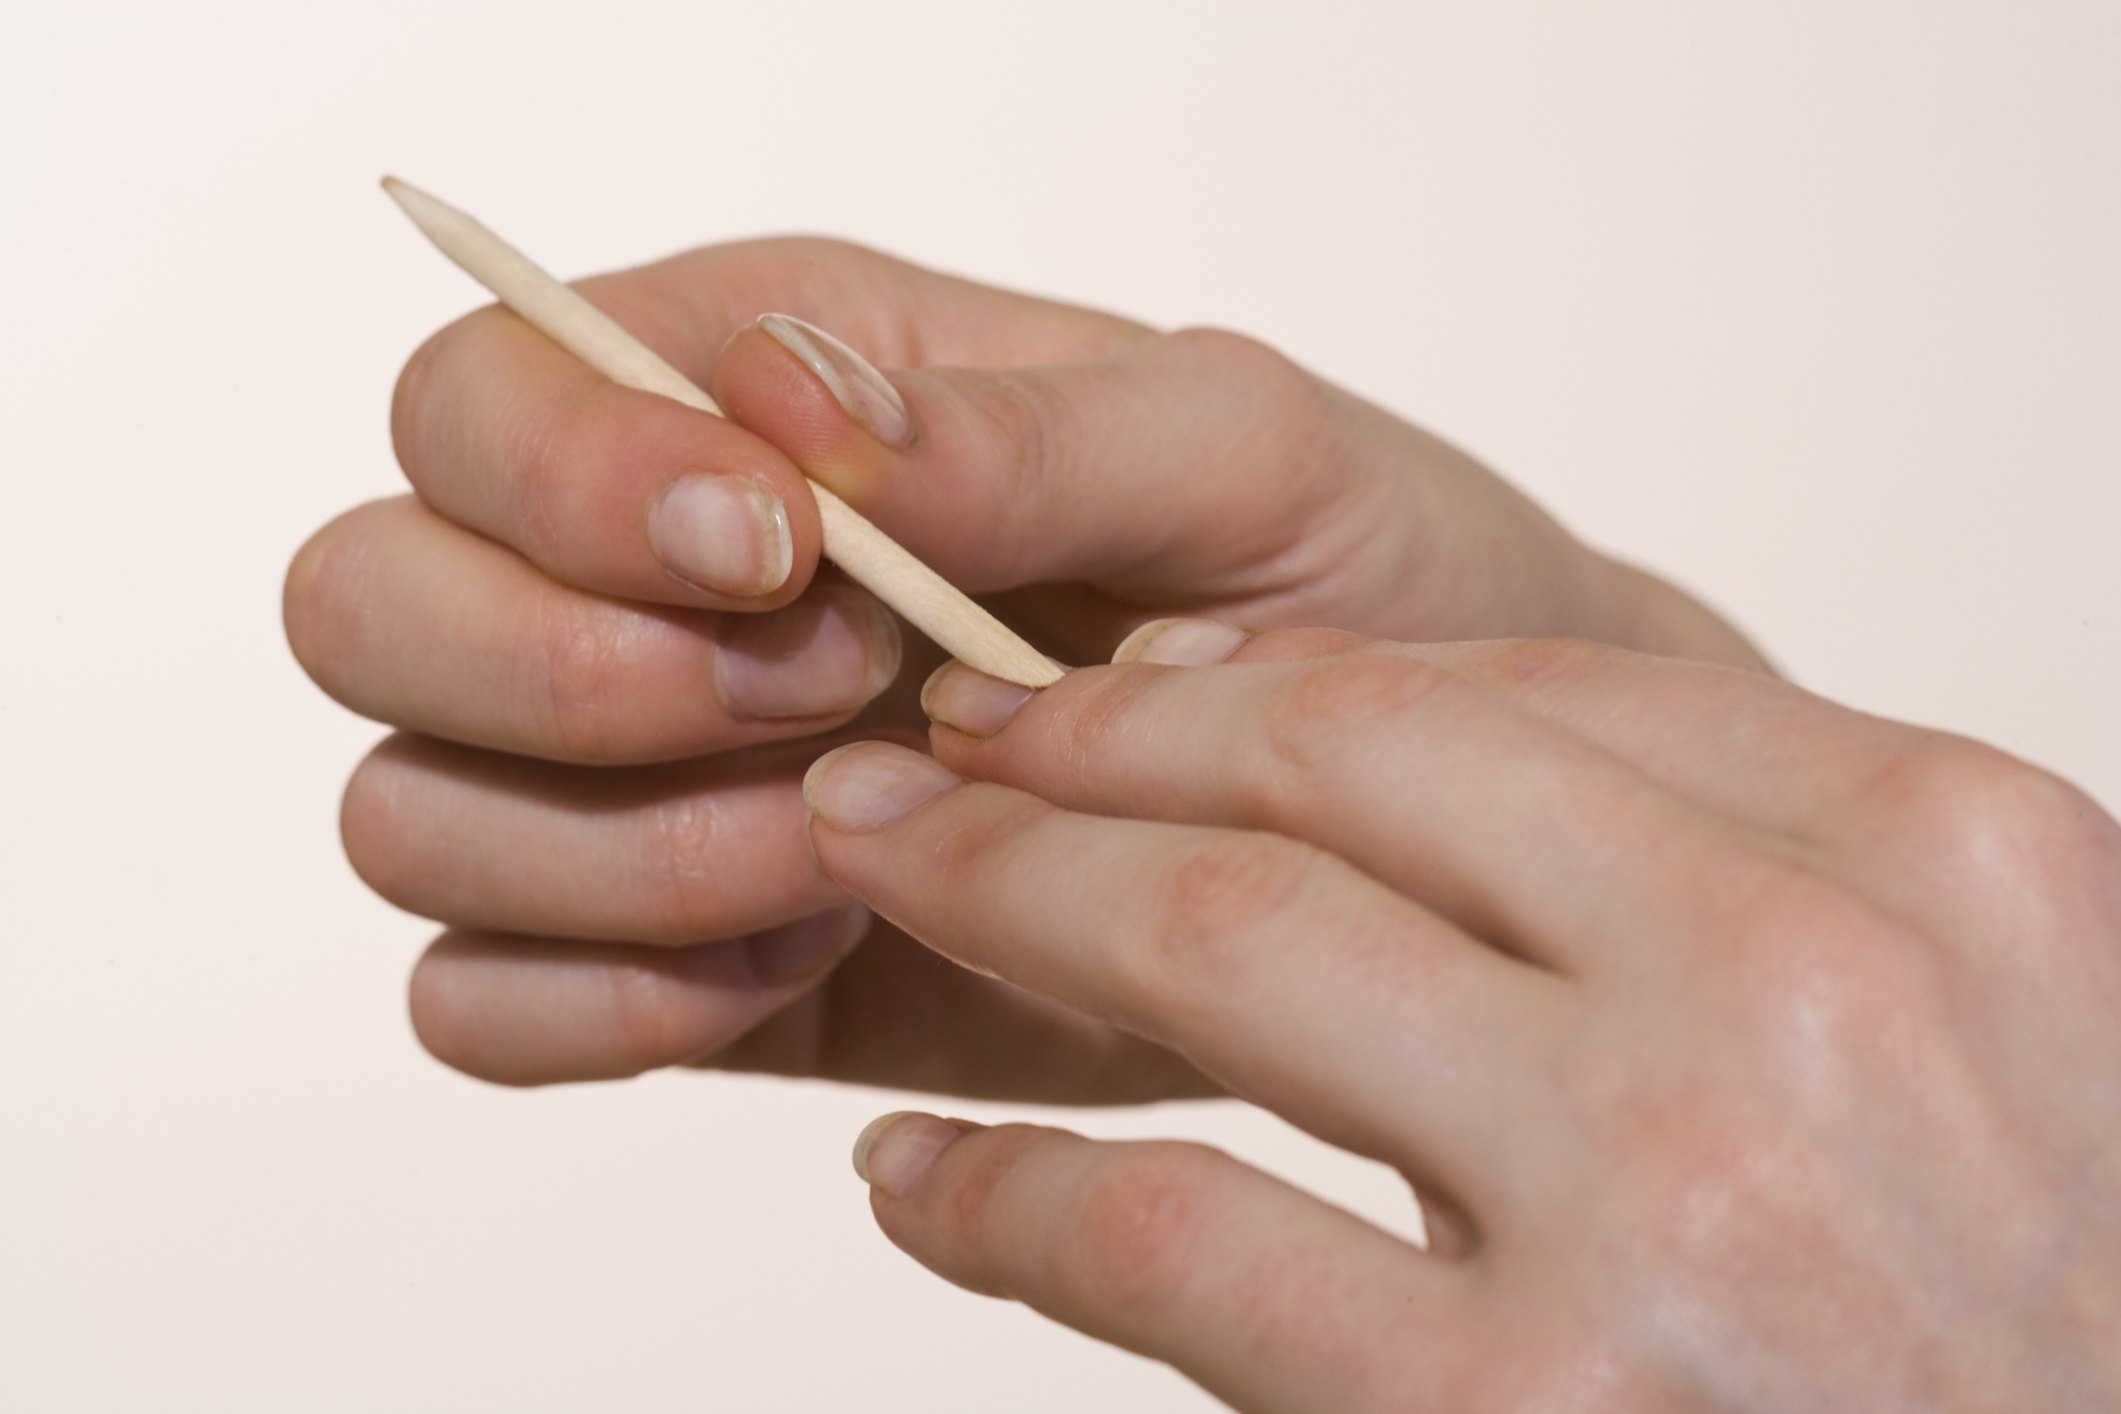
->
[286,496,901,764]
[921,637,1780,974]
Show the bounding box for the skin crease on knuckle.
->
[337,738,425,911]
[1135,833,1320,1016]
[918,1128,1214,1323]
[914,1130,1438,1413]
[598,952,721,1077]
[283,504,388,705]
[960,373,1068,579]
[1457,637,1626,696]
[633,789,760,946]
[1262,650,1460,782]
[390,311,553,541]
[530,595,621,759]
[1056,1146,1216,1320]
[1142,329,1391,604]
[392,303,660,579]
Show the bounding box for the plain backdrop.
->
[3,2,2115,1409]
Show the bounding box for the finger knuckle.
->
[1238,626,1365,663]
[1056,1143,1218,1315]
[282,504,384,698]
[734,233,884,270]
[1057,667,1163,781]
[925,791,1042,885]
[401,309,596,562]
[527,596,632,761]
[1460,636,1620,692]
[387,319,455,477]
[1162,326,1317,417]
[339,735,432,912]
[1265,651,1456,776]
[1136,833,1318,1002]
[406,939,486,1072]
[506,406,590,569]
[390,310,513,482]
[936,1124,1048,1243]
[1859,739,2121,899]
[1161,325,1337,468]
[962,373,1078,566]
[634,793,734,943]
[599,956,712,1073]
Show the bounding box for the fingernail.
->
[714,587,902,720]
[803,742,959,832]
[757,314,914,450]
[1112,617,1249,667]
[852,1112,977,1197]
[920,661,1034,737]
[652,473,794,597]
[742,906,871,986]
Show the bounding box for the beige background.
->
[3,2,2115,1409]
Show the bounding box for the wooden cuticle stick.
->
[381,177,1065,690]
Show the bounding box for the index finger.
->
[391,237,1149,610]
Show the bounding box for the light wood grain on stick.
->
[381,177,1064,690]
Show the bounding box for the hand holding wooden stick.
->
[381,177,1064,689]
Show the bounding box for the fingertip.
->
[802,740,959,834]
[1111,617,1250,667]
[853,1111,980,1198]
[920,660,1036,739]
[648,470,797,601]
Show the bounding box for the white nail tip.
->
[757,313,914,449]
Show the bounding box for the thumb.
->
[713,314,1767,670]
[711,315,1450,615]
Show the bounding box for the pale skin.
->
[285,239,2121,1410]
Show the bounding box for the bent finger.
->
[409,920,1211,1099]
[341,732,866,944]
[408,911,866,1086]
[286,498,900,765]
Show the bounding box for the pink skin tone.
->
[284,237,2121,1406]
[822,632,2121,1412]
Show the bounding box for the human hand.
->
[286,236,1763,1090]
[805,624,2121,1411]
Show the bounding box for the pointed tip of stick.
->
[379,174,421,217]
[378,176,470,247]
[379,174,435,211]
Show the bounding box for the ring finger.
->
[803,742,1565,1204]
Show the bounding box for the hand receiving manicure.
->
[808,623,2121,1414]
